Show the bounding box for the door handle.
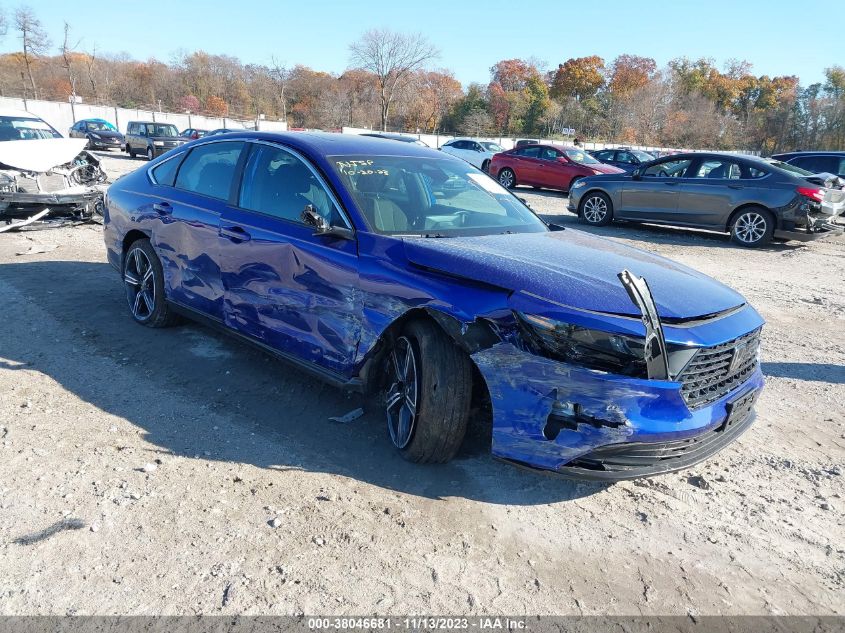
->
[153,202,172,214]
[664,181,678,186]
[728,184,744,189]
[220,225,251,242]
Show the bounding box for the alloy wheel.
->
[385,336,419,450]
[498,169,514,188]
[734,212,767,244]
[124,247,156,321]
[583,196,607,223]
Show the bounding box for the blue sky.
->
[14,0,835,87]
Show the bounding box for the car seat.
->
[707,165,727,178]
[355,173,409,232]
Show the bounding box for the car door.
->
[512,146,542,185]
[673,158,748,227]
[619,157,692,220]
[151,140,247,321]
[536,146,570,189]
[218,142,360,377]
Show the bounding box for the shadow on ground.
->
[762,362,845,385]
[0,259,606,505]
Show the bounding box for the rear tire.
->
[127,144,134,158]
[123,238,179,328]
[730,207,774,247]
[579,191,613,226]
[498,168,516,189]
[384,320,472,464]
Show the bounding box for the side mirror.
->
[632,168,642,180]
[547,222,566,232]
[300,205,354,240]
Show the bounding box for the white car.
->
[439,139,504,172]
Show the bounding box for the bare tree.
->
[269,56,289,122]
[60,22,80,98]
[84,44,98,99]
[349,29,438,131]
[14,6,50,99]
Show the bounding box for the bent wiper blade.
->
[618,270,670,380]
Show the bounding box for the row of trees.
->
[0,5,843,152]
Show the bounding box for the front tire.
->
[498,168,516,189]
[146,147,154,161]
[481,159,490,173]
[123,239,178,328]
[730,208,773,247]
[384,320,472,464]
[579,191,613,226]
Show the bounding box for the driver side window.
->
[238,144,340,225]
[643,159,692,177]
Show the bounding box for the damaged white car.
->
[0,108,107,232]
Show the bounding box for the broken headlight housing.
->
[517,313,648,377]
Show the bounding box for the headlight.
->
[90,133,101,139]
[153,141,164,146]
[517,313,647,377]
[591,169,603,175]
[573,179,587,188]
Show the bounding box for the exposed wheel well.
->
[726,204,775,232]
[356,308,494,397]
[122,230,150,262]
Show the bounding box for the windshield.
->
[481,142,504,152]
[0,116,62,141]
[88,120,116,131]
[145,124,179,137]
[331,155,549,237]
[565,149,600,165]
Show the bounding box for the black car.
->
[770,151,845,179]
[125,121,185,160]
[568,152,843,246]
[590,147,656,172]
[68,119,124,150]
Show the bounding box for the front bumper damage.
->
[468,270,765,480]
[0,150,106,231]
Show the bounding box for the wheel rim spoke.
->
[385,336,418,450]
[124,271,140,286]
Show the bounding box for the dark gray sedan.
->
[567,152,843,246]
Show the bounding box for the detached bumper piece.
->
[561,388,759,480]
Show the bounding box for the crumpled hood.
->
[0,138,88,172]
[403,230,746,319]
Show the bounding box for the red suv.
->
[490,144,624,193]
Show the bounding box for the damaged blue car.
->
[103,132,764,480]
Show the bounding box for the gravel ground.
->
[0,150,843,616]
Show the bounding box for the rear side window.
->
[150,155,183,187]
[516,146,541,158]
[693,159,742,179]
[175,141,243,201]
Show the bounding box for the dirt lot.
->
[0,150,843,616]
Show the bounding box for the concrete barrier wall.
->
[1,96,287,135]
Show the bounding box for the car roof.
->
[0,107,44,118]
[207,130,441,158]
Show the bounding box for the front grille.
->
[677,329,761,409]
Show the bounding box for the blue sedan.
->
[103,132,765,479]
